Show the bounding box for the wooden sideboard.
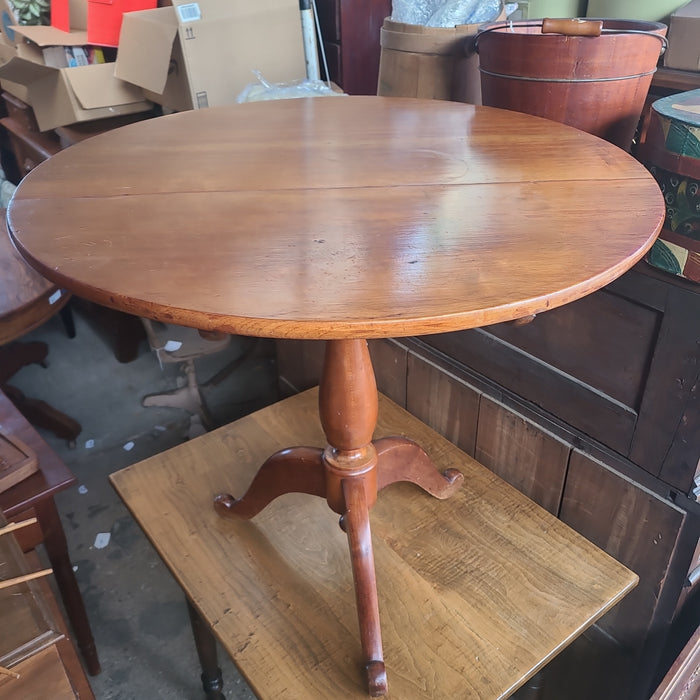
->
[276,261,700,700]
[315,0,391,95]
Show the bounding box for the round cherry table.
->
[6,96,665,696]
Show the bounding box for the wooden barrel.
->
[377,15,503,104]
[477,19,667,150]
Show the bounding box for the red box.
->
[51,0,156,47]
[87,0,157,46]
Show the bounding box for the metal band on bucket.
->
[478,68,658,83]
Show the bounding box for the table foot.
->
[366,661,388,698]
[375,436,464,497]
[214,446,326,520]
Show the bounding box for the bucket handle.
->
[472,18,668,55]
[542,18,603,36]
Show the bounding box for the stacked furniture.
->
[277,258,700,700]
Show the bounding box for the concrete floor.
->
[7,303,280,699]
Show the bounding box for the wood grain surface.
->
[0,211,68,345]
[111,388,638,699]
[7,97,664,339]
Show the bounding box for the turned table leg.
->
[186,598,226,700]
[318,339,388,695]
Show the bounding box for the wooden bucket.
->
[377,14,503,105]
[476,18,667,150]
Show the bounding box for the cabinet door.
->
[422,284,660,456]
[336,0,392,95]
[369,339,408,407]
[405,350,480,457]
[560,449,689,697]
[629,284,700,493]
[475,396,570,515]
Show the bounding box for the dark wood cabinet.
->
[421,262,700,496]
[315,0,391,95]
[276,260,700,700]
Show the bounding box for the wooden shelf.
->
[652,67,700,93]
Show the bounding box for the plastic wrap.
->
[392,0,502,26]
[237,72,345,103]
[391,0,437,25]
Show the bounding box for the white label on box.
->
[178,3,201,22]
[49,289,62,304]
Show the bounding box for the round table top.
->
[7,96,664,340]
[0,210,67,345]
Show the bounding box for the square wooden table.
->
[111,388,638,699]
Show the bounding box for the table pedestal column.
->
[215,338,463,696]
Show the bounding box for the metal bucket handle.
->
[472,18,668,55]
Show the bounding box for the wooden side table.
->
[0,390,100,676]
[111,388,638,699]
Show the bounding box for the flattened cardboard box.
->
[0,23,151,131]
[665,0,700,71]
[115,0,307,112]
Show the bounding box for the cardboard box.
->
[115,0,307,112]
[665,1,700,71]
[0,78,31,103]
[51,0,88,33]
[0,24,152,130]
[87,0,157,47]
[53,0,156,47]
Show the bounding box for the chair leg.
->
[142,359,215,429]
[0,341,49,384]
[60,302,76,339]
[3,384,81,444]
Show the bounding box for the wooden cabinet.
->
[422,262,700,496]
[315,0,391,95]
[275,261,700,700]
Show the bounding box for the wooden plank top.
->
[111,388,638,699]
[7,96,664,340]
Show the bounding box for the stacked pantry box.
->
[0,0,306,133]
[0,0,153,132]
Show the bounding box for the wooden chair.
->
[111,387,638,700]
[140,319,237,432]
